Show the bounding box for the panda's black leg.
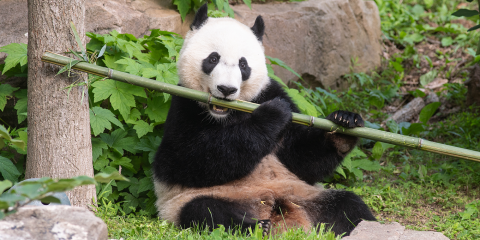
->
[308,190,376,236]
[179,196,267,234]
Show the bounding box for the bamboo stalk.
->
[41,52,480,162]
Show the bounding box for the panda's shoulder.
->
[254,79,300,113]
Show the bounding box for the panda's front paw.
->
[326,110,364,128]
[252,97,292,129]
[258,219,271,236]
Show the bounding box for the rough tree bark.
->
[26,0,95,208]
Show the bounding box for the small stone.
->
[0,206,108,240]
[343,221,449,240]
[385,97,425,123]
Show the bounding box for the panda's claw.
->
[258,219,271,236]
[326,110,364,129]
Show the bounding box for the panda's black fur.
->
[152,4,375,236]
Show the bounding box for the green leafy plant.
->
[0,171,127,220]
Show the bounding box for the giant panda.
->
[152,4,376,236]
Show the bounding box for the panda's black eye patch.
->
[202,52,221,75]
[239,57,251,81]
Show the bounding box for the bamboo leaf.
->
[266,56,303,80]
[242,0,252,9]
[98,44,107,58]
[173,0,191,22]
[95,171,128,183]
[452,9,479,17]
[70,22,88,61]
[56,60,80,76]
[468,24,480,32]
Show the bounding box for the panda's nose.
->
[217,85,238,97]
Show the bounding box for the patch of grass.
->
[94,199,340,240]
[93,0,480,239]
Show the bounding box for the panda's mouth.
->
[209,104,230,115]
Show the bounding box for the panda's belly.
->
[154,154,322,225]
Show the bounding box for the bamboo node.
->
[107,68,113,79]
[309,116,315,127]
[417,138,423,149]
[207,94,213,105]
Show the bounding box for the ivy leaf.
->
[0,43,28,74]
[92,79,146,119]
[0,125,25,150]
[109,154,135,173]
[0,84,19,111]
[99,129,138,155]
[145,94,171,123]
[419,102,441,124]
[116,58,143,76]
[142,63,179,85]
[38,196,61,204]
[132,120,154,138]
[94,155,109,171]
[14,89,27,124]
[119,192,139,214]
[103,53,127,71]
[89,106,124,136]
[266,56,303,80]
[0,180,12,195]
[125,108,142,124]
[173,0,191,22]
[0,156,21,182]
[135,136,162,163]
[92,137,109,162]
[137,177,153,194]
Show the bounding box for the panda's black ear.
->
[190,4,209,30]
[251,16,265,42]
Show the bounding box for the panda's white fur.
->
[177,17,270,118]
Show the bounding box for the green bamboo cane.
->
[41,52,480,162]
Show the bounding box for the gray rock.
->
[0,0,28,59]
[344,221,449,240]
[0,206,108,240]
[386,97,426,123]
[233,0,382,89]
[0,0,381,89]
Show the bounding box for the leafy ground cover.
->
[2,0,480,239]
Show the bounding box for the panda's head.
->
[177,4,269,119]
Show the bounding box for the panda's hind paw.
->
[258,219,271,236]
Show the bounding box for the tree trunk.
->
[26,0,95,208]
